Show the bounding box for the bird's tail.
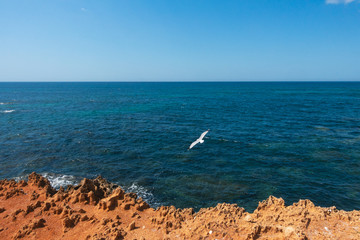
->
[200,140,204,143]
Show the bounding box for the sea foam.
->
[42,173,80,189]
[14,173,80,189]
[46,174,160,207]
[1,110,15,113]
[123,183,160,208]
[14,173,159,207]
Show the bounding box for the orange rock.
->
[128,221,136,231]
[1,173,360,239]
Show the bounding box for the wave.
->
[14,172,159,207]
[41,173,80,189]
[218,138,240,143]
[314,126,331,131]
[1,110,15,113]
[47,175,161,207]
[123,183,160,208]
[14,173,80,189]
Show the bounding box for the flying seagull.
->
[188,130,209,150]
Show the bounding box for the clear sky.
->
[0,0,359,81]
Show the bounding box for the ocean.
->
[1,82,360,211]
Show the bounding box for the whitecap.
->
[13,173,159,207]
[13,175,27,182]
[1,110,15,113]
[41,173,80,189]
[123,183,160,208]
[14,172,80,189]
[219,138,229,142]
[314,126,330,131]
[218,138,240,143]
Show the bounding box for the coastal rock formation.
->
[0,173,359,239]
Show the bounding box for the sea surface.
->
[1,82,360,211]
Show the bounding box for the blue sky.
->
[0,0,359,81]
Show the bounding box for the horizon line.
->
[0,80,360,83]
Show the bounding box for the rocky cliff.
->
[0,173,359,239]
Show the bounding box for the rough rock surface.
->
[0,172,359,239]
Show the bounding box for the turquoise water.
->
[1,82,360,211]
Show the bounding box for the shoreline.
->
[1,173,359,239]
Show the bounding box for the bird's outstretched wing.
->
[199,130,209,141]
[189,140,199,150]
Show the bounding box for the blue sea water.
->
[1,82,360,211]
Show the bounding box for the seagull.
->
[188,130,209,150]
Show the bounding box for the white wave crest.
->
[123,183,160,208]
[13,175,27,182]
[0,102,14,105]
[1,110,15,113]
[14,173,159,207]
[42,173,80,189]
[219,138,240,143]
[14,173,80,189]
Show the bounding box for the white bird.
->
[188,130,209,150]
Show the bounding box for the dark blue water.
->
[1,82,360,211]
